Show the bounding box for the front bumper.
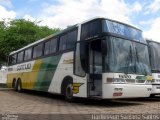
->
[151,84,160,95]
[102,84,152,99]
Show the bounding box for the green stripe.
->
[34,54,62,91]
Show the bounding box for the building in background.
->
[0,65,7,84]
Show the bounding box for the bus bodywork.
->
[7,18,152,101]
[147,40,160,96]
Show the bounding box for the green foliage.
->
[0,19,60,63]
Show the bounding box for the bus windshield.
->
[148,42,160,72]
[104,37,151,75]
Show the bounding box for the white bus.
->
[147,40,160,97]
[7,18,152,101]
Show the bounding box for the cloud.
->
[143,17,160,42]
[130,2,142,12]
[0,5,16,20]
[37,0,133,28]
[146,0,160,13]
[0,0,12,8]
[23,14,35,22]
[139,19,154,25]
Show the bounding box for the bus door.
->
[87,40,102,97]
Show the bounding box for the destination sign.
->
[103,20,145,43]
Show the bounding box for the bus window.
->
[67,30,77,49]
[50,38,57,53]
[17,51,24,63]
[44,41,50,55]
[11,54,17,64]
[24,48,32,60]
[81,20,101,40]
[59,35,67,51]
[81,23,89,40]
[33,43,43,58]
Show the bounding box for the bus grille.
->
[136,79,145,83]
[125,79,135,83]
[125,79,145,83]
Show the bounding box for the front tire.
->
[64,82,74,102]
[16,80,22,92]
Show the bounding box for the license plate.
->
[113,92,122,96]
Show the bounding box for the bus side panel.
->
[33,54,62,91]
[48,52,87,98]
[7,60,41,89]
[7,54,62,91]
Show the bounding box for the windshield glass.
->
[134,42,151,75]
[104,36,151,75]
[148,42,160,72]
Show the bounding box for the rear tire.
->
[64,82,74,102]
[17,80,22,92]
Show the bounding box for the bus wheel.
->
[13,80,17,91]
[16,79,22,92]
[64,82,74,102]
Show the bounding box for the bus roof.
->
[78,17,141,31]
[146,39,160,44]
[10,17,141,55]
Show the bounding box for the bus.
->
[147,40,160,97]
[7,18,152,101]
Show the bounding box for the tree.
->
[0,20,7,64]
[0,19,60,63]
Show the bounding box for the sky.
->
[0,0,160,42]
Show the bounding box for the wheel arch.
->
[12,78,16,88]
[61,76,73,94]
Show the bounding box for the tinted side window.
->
[11,54,17,64]
[81,23,89,40]
[59,35,67,51]
[24,48,32,60]
[44,41,50,55]
[81,20,101,40]
[90,20,100,37]
[67,30,77,49]
[33,43,43,58]
[50,38,57,53]
[17,51,24,62]
[44,38,57,55]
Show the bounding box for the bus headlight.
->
[152,79,160,83]
[106,78,126,83]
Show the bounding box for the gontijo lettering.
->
[17,63,31,71]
